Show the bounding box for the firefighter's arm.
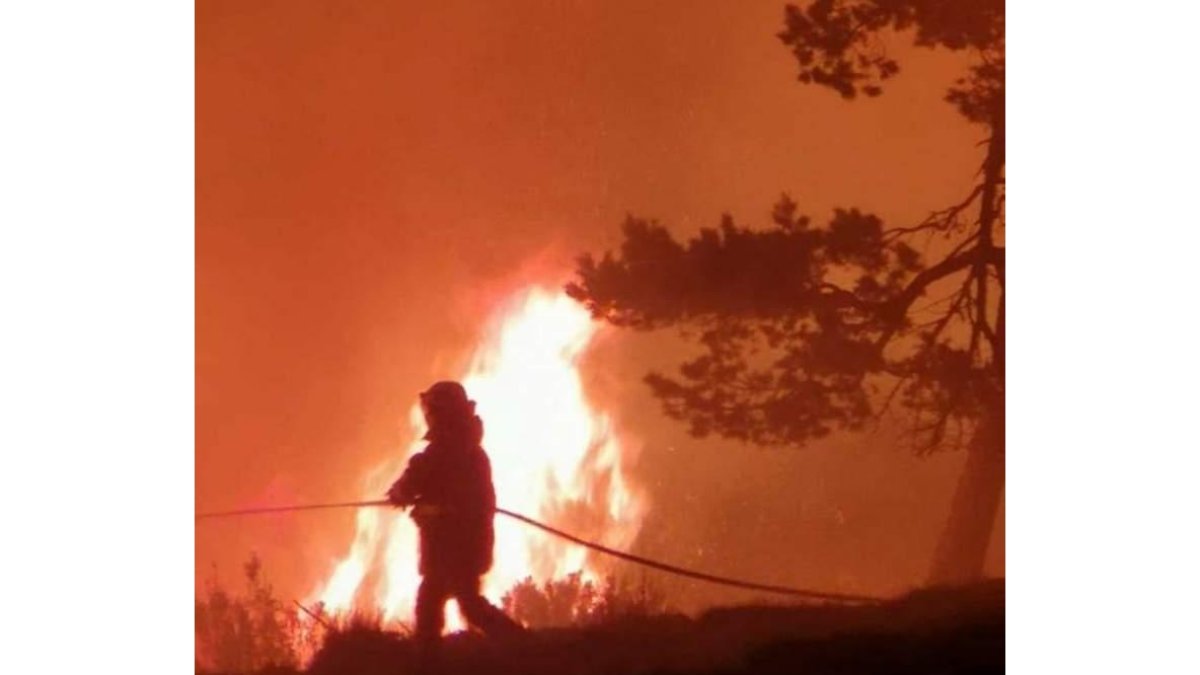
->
[385,454,427,507]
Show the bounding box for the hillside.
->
[299,580,1003,675]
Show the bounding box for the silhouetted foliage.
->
[195,555,312,673]
[198,554,331,667]
[568,1,1004,456]
[568,1,1005,585]
[778,0,1004,124]
[502,572,671,628]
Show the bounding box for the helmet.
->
[419,380,472,414]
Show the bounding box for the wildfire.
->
[307,287,646,628]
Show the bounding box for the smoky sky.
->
[198,0,1000,606]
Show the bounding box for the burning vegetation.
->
[197,1,1007,672]
[307,288,646,629]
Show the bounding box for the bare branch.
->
[873,374,910,426]
[873,246,979,351]
[884,184,984,241]
[926,276,974,347]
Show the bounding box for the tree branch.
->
[873,246,980,351]
[874,373,910,426]
[883,184,984,241]
[926,275,974,347]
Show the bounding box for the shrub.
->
[501,572,670,629]
[195,555,317,673]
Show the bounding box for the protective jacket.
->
[389,414,496,577]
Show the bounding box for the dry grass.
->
[305,580,1003,675]
[197,557,1002,675]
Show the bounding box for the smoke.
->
[198,0,998,609]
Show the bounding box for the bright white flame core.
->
[308,287,645,628]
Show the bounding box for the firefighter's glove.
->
[385,480,409,507]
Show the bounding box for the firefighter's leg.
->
[415,575,449,641]
[454,576,525,638]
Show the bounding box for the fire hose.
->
[196,499,884,605]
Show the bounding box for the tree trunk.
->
[927,409,1005,586]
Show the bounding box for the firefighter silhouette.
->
[386,381,524,642]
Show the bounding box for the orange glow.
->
[307,286,646,629]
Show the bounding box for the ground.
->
[224,579,1003,675]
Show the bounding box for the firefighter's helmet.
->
[420,380,472,414]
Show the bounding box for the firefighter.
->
[385,380,523,644]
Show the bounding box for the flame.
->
[308,286,646,629]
